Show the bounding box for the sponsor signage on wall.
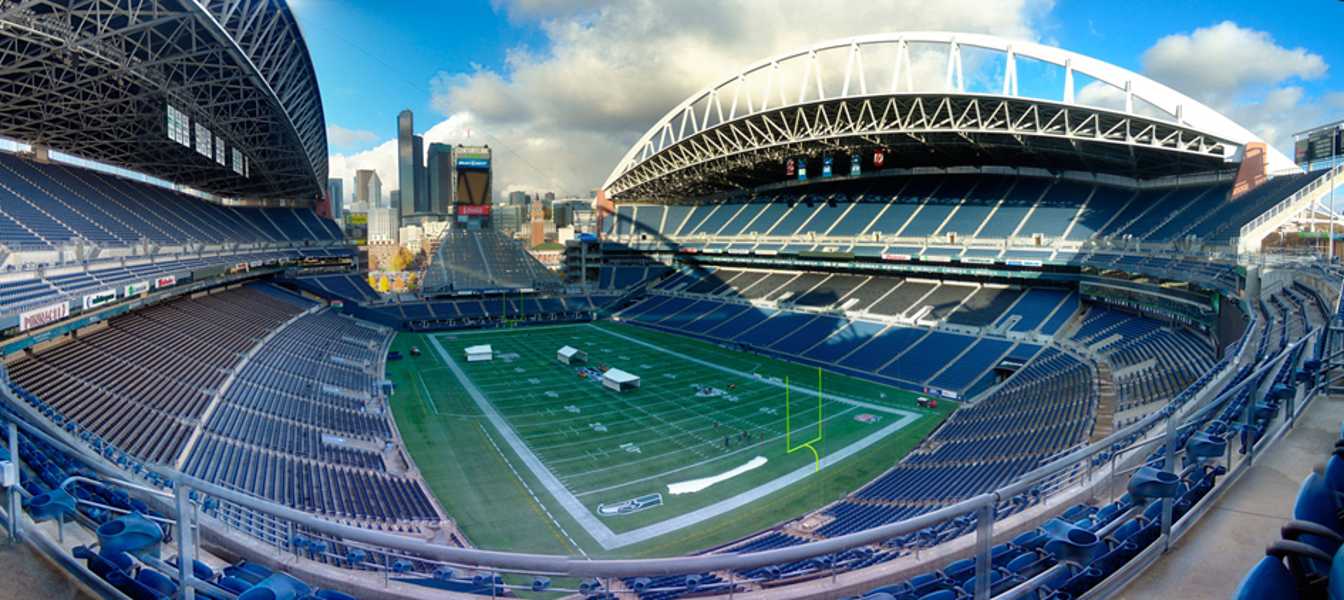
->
[124,281,150,296]
[82,289,117,310]
[822,154,833,177]
[785,158,796,177]
[873,148,886,168]
[154,275,177,289]
[923,386,960,400]
[850,153,862,176]
[19,302,69,332]
[797,159,807,181]
[881,253,912,261]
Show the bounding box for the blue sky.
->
[292,0,1344,198]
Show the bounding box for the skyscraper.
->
[354,169,381,208]
[326,178,344,220]
[426,142,454,216]
[396,109,422,219]
[412,134,428,214]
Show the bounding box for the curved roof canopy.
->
[0,0,327,200]
[604,32,1297,201]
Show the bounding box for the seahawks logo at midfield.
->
[597,493,663,517]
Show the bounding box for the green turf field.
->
[386,321,955,558]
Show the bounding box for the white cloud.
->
[326,125,379,150]
[1142,21,1326,102]
[329,0,1052,197]
[1137,21,1334,155]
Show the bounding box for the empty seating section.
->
[1074,306,1216,422]
[594,264,669,290]
[4,286,307,464]
[996,288,1074,333]
[182,310,437,522]
[817,349,1095,537]
[620,266,1069,395]
[881,332,974,383]
[421,227,558,292]
[0,151,341,249]
[947,287,1021,327]
[297,273,380,303]
[604,172,1317,250]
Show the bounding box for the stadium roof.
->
[603,32,1299,202]
[0,0,327,200]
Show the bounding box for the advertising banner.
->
[785,158,796,177]
[822,154,833,177]
[797,159,808,181]
[881,253,912,261]
[850,153,861,176]
[873,148,886,168]
[456,158,490,169]
[456,204,492,216]
[154,275,177,289]
[19,302,69,332]
[82,289,117,310]
[124,281,150,296]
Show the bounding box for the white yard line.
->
[478,424,587,557]
[414,371,439,416]
[427,329,923,550]
[588,323,920,416]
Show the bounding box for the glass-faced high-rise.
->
[396,109,419,218]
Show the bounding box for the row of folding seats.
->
[184,435,436,521]
[5,286,306,463]
[0,151,342,248]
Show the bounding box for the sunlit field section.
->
[388,322,954,556]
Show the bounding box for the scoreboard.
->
[1294,122,1344,165]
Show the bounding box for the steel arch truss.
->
[611,94,1236,199]
[604,32,1297,200]
[0,0,327,200]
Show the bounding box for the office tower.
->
[326,178,344,220]
[426,142,454,216]
[397,109,423,219]
[355,169,381,208]
[389,189,400,212]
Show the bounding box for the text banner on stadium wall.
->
[822,155,833,177]
[124,281,150,296]
[851,154,861,176]
[154,275,177,289]
[19,301,69,332]
[82,289,117,310]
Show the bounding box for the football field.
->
[387,321,955,557]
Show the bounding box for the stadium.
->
[0,3,1341,600]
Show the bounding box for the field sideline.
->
[386,321,956,557]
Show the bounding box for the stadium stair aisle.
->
[1091,360,1116,442]
[1119,392,1344,598]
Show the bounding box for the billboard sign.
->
[456,204,491,216]
[822,154,833,177]
[456,157,490,169]
[873,148,886,168]
[82,289,117,310]
[1294,123,1344,164]
[124,281,150,296]
[797,159,807,181]
[20,302,69,332]
[154,275,177,289]
[455,146,491,170]
[785,158,796,177]
[850,153,861,176]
